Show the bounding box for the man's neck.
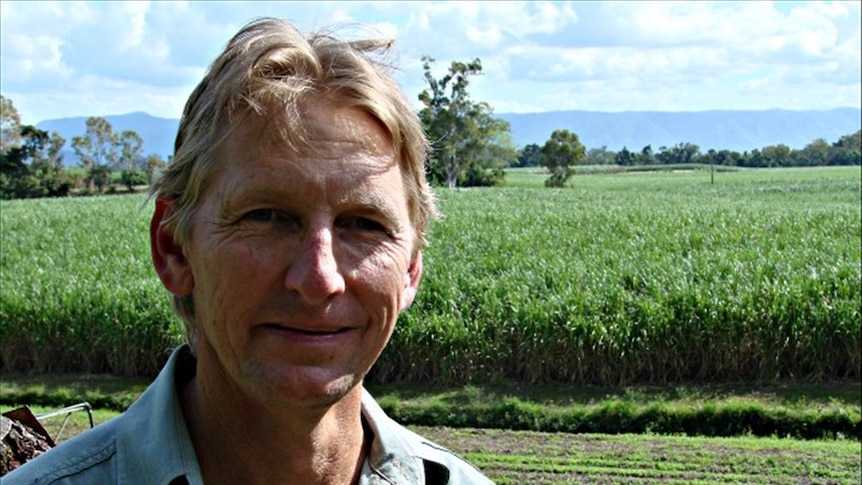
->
[179,368,367,485]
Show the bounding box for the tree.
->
[116,129,146,191]
[637,145,656,165]
[72,117,118,193]
[418,56,512,188]
[144,153,167,183]
[584,146,616,165]
[0,125,69,199]
[116,130,144,170]
[516,143,542,168]
[30,130,68,196]
[795,138,831,167]
[707,149,742,167]
[761,144,792,167]
[1,94,22,155]
[458,101,517,186]
[540,129,585,188]
[828,130,861,166]
[656,142,700,165]
[614,147,636,166]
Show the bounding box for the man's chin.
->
[244,362,362,410]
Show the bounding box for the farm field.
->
[1,166,859,385]
[2,403,859,484]
[421,426,862,484]
[1,166,860,481]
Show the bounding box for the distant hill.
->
[37,108,861,166]
[498,107,861,152]
[37,112,179,167]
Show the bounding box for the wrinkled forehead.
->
[225,99,396,165]
[199,100,403,197]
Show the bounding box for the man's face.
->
[177,102,421,409]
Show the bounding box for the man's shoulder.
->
[361,389,495,484]
[2,417,121,485]
[396,424,495,484]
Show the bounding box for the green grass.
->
[434,428,862,484]
[2,379,859,483]
[381,166,861,384]
[1,167,860,387]
[2,374,859,440]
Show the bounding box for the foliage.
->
[614,146,637,166]
[144,153,167,183]
[516,129,860,171]
[116,130,144,172]
[540,129,585,187]
[1,168,858,386]
[380,398,860,440]
[120,169,148,192]
[0,125,70,199]
[829,131,862,165]
[72,117,119,193]
[584,146,616,165]
[418,56,513,187]
[3,375,859,440]
[514,143,542,168]
[656,142,700,165]
[0,94,22,154]
[0,195,183,375]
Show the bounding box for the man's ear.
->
[399,251,423,312]
[150,198,194,296]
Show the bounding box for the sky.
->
[1,0,860,125]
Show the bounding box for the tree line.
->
[2,54,861,199]
[1,95,167,200]
[517,136,862,171]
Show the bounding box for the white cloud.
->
[0,0,859,122]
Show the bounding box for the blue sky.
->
[1,1,860,125]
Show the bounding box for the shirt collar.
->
[114,345,203,485]
[360,388,427,483]
[110,345,437,485]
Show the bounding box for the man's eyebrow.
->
[338,186,406,224]
[214,181,292,213]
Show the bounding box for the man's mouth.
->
[263,324,351,336]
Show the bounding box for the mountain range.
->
[36,108,861,166]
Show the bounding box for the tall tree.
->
[72,117,118,192]
[540,129,585,188]
[614,147,636,166]
[656,142,700,165]
[516,143,542,168]
[828,130,861,166]
[796,138,831,167]
[0,125,68,199]
[116,129,147,191]
[418,56,511,188]
[144,153,167,183]
[637,145,656,165]
[458,101,517,186]
[1,94,22,155]
[115,129,144,170]
[585,146,616,165]
[760,144,792,167]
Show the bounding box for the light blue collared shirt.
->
[4,345,494,484]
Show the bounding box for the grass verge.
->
[1,375,859,440]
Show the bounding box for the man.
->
[5,18,494,485]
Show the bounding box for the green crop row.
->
[1,167,860,384]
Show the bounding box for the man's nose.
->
[284,227,346,305]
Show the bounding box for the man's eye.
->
[342,216,388,233]
[245,209,276,221]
